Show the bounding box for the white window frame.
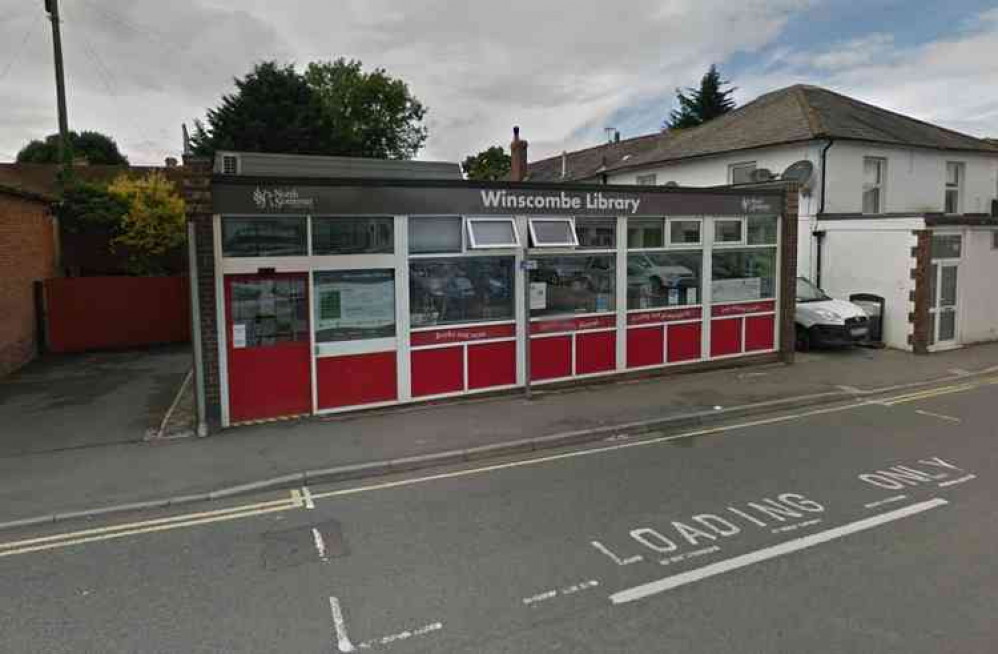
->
[528,217,579,248]
[944,161,964,215]
[728,161,757,185]
[862,157,887,214]
[667,217,703,248]
[712,217,746,246]
[221,153,240,175]
[466,217,521,250]
[636,173,658,186]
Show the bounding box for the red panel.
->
[411,323,515,347]
[411,347,464,397]
[627,326,664,368]
[745,314,776,351]
[712,300,776,317]
[45,277,190,353]
[468,341,517,389]
[317,352,397,409]
[530,336,572,381]
[229,343,311,421]
[576,331,616,375]
[628,307,702,326]
[710,318,743,357]
[668,322,702,362]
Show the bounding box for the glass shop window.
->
[627,218,665,249]
[222,217,307,257]
[669,219,701,246]
[313,270,396,343]
[229,277,308,346]
[529,255,615,317]
[714,219,744,244]
[575,217,616,249]
[466,218,520,249]
[747,215,778,245]
[529,218,579,248]
[711,249,777,303]
[627,251,702,310]
[409,257,515,327]
[409,216,463,254]
[312,217,394,255]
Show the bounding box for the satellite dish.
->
[781,160,815,189]
[750,168,774,183]
[664,181,679,188]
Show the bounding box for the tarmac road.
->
[1,377,996,653]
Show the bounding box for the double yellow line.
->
[0,493,301,559]
[876,382,979,407]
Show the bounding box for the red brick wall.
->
[0,194,56,376]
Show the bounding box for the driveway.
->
[0,346,191,457]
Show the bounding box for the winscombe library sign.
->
[213,182,784,217]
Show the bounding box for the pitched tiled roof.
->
[0,163,183,201]
[522,132,665,182]
[528,84,998,180]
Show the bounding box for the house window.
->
[529,218,579,248]
[945,162,964,214]
[863,157,886,214]
[636,173,657,186]
[466,218,520,249]
[221,154,239,175]
[931,234,962,259]
[729,162,757,185]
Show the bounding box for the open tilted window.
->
[466,217,520,249]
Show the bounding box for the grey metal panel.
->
[214,151,461,180]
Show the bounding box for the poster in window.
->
[315,271,395,338]
[530,282,547,310]
[711,278,762,303]
[232,324,247,348]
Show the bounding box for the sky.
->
[1,0,997,166]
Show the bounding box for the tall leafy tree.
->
[16,130,128,165]
[108,172,186,275]
[191,59,428,159]
[665,65,736,130]
[461,146,511,181]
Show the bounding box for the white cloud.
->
[0,0,809,164]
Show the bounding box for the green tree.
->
[54,181,128,235]
[16,130,129,165]
[107,172,186,275]
[665,65,736,130]
[191,59,428,159]
[461,146,511,181]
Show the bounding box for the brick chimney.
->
[510,126,528,181]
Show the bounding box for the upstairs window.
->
[729,162,757,185]
[863,157,886,214]
[945,162,964,214]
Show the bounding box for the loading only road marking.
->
[522,579,601,607]
[609,498,949,605]
[938,474,976,488]
[312,527,328,562]
[329,595,443,652]
[915,409,962,423]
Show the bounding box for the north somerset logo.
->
[252,187,315,211]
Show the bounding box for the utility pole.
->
[44,0,71,174]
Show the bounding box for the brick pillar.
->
[909,230,932,354]
[779,183,800,363]
[182,156,222,430]
[510,126,528,182]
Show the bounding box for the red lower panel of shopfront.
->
[668,322,702,362]
[627,326,664,368]
[317,352,397,409]
[411,347,464,397]
[468,341,517,389]
[745,314,776,351]
[710,318,743,357]
[229,343,311,422]
[576,331,616,374]
[531,336,572,381]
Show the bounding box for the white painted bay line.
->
[938,473,976,488]
[609,498,949,605]
[864,494,907,509]
[357,622,443,650]
[312,527,328,562]
[330,596,356,653]
[915,409,961,423]
[301,485,316,510]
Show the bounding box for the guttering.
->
[818,138,834,216]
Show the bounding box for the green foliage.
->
[16,130,129,165]
[191,59,428,159]
[665,65,736,130]
[462,146,511,181]
[107,172,186,275]
[55,181,128,235]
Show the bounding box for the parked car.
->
[795,277,870,350]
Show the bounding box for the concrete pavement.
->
[2,342,998,526]
[1,366,996,651]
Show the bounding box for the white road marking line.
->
[938,473,976,487]
[915,409,961,423]
[330,596,356,653]
[522,579,600,606]
[864,494,908,509]
[609,498,948,605]
[312,527,327,562]
[301,485,316,510]
[357,622,443,650]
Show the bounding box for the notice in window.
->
[232,324,247,348]
[712,278,762,303]
[530,282,547,310]
[315,272,395,336]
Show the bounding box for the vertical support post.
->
[522,246,532,400]
[186,222,208,436]
[45,0,72,173]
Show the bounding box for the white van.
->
[795,277,870,350]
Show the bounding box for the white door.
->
[929,261,959,347]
